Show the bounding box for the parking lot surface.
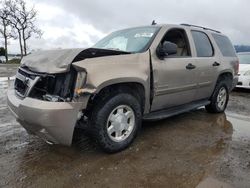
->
[0,65,249,188]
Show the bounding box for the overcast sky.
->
[5,0,250,54]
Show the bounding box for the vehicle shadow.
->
[233,87,250,93]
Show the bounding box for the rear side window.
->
[212,34,236,57]
[191,31,213,57]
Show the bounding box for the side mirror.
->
[156,41,177,59]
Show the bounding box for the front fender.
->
[72,51,151,113]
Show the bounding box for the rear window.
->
[212,34,236,57]
[191,31,213,57]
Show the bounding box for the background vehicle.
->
[237,52,250,89]
[7,24,238,153]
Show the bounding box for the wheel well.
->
[85,82,145,117]
[217,72,233,90]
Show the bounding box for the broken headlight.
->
[74,71,87,97]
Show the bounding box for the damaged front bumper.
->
[7,89,88,146]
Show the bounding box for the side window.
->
[160,29,191,57]
[212,34,236,57]
[191,31,213,57]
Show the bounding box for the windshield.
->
[238,53,250,64]
[93,26,160,53]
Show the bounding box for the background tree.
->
[234,45,250,53]
[0,0,15,62]
[7,0,24,57]
[0,46,5,56]
[7,0,42,57]
[20,0,42,56]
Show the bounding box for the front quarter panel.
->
[72,51,151,113]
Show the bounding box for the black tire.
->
[90,92,142,153]
[205,79,229,113]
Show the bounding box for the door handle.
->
[213,62,220,66]
[186,63,196,70]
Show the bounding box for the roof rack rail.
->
[180,23,221,33]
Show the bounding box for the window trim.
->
[191,30,215,58]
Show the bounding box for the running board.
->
[143,100,210,121]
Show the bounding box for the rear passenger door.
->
[190,30,218,100]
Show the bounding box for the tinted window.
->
[191,31,213,57]
[212,34,236,57]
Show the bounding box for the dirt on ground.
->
[0,65,250,188]
[0,64,19,78]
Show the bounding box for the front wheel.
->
[205,81,229,113]
[90,93,142,153]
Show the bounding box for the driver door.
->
[150,28,197,111]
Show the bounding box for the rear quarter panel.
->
[205,32,238,92]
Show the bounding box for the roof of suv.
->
[142,23,222,35]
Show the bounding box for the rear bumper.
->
[232,76,239,90]
[7,89,87,146]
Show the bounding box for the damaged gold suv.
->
[7,24,239,153]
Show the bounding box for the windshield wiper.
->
[106,48,122,51]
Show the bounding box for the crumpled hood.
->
[21,48,85,74]
[20,48,131,74]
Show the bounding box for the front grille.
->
[18,68,36,80]
[15,78,28,96]
[14,68,40,98]
[13,67,75,101]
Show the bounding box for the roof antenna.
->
[151,20,157,25]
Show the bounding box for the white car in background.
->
[237,52,250,89]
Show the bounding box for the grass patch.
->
[6,58,21,64]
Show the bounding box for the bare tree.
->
[17,0,42,56]
[7,0,42,57]
[0,0,15,62]
[5,0,23,57]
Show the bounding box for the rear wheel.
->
[90,93,142,153]
[205,80,229,113]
